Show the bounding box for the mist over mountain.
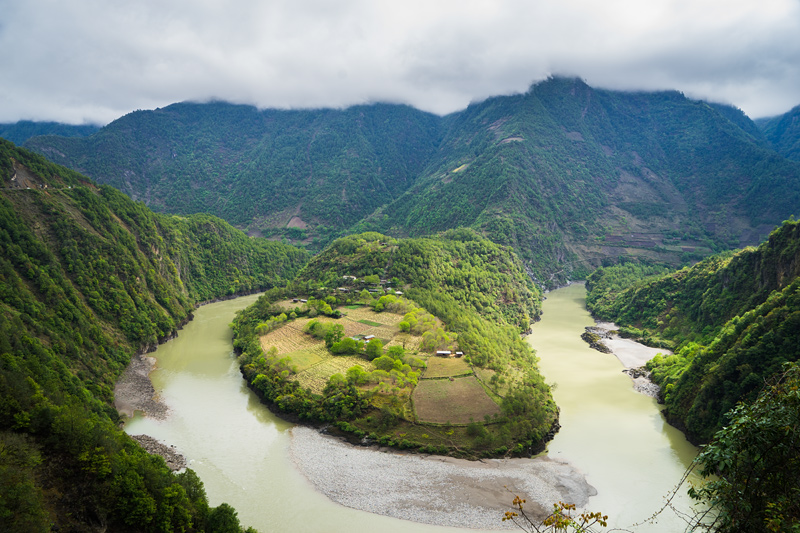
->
[23,77,800,285]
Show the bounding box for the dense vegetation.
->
[586,220,800,443]
[24,102,442,248]
[369,78,800,284]
[23,78,800,286]
[0,139,308,531]
[688,361,800,532]
[232,231,557,458]
[758,104,800,162]
[0,121,99,146]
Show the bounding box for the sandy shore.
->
[592,322,670,398]
[290,427,596,530]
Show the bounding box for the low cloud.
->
[1,0,798,124]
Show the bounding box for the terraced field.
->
[412,376,501,424]
[296,355,376,394]
[258,306,416,394]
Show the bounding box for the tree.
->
[206,503,241,533]
[365,339,384,360]
[331,337,360,355]
[324,324,344,348]
[688,362,800,532]
[503,496,608,532]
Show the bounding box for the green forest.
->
[21,77,800,287]
[0,139,308,531]
[586,219,800,443]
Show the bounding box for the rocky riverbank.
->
[114,352,168,420]
[585,322,669,399]
[130,435,187,471]
[290,426,596,530]
[114,353,189,470]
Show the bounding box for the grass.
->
[358,319,383,327]
[423,357,471,378]
[282,345,327,372]
[412,376,501,424]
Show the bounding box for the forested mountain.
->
[23,78,800,286]
[0,120,99,145]
[0,139,308,531]
[586,220,800,443]
[367,78,800,284]
[24,102,442,246]
[758,104,800,162]
[232,230,556,458]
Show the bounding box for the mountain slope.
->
[758,104,800,162]
[24,102,442,244]
[24,78,800,286]
[586,220,800,443]
[0,139,308,530]
[0,120,100,145]
[368,77,800,284]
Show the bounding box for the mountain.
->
[0,139,308,530]
[24,101,442,245]
[23,78,800,286]
[0,120,100,145]
[586,219,800,443]
[757,104,800,162]
[366,78,800,284]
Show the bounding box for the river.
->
[124,285,702,532]
[529,283,701,531]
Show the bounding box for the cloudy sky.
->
[1,0,799,125]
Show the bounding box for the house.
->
[455,351,464,357]
[436,350,452,357]
[364,335,376,340]
[394,291,403,296]
[300,299,308,303]
[337,287,349,293]
[292,298,299,303]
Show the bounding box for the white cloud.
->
[1,0,798,124]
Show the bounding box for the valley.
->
[1,75,799,532]
[17,77,800,286]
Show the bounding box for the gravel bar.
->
[290,426,596,530]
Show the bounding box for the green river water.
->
[124,284,702,532]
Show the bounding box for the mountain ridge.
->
[22,77,800,286]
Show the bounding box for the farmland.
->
[255,302,503,422]
[412,376,502,424]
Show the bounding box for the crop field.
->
[412,376,501,424]
[272,299,303,311]
[384,333,422,352]
[257,306,430,395]
[296,355,375,393]
[282,345,327,372]
[423,357,472,378]
[343,307,403,326]
[259,323,319,353]
[339,308,401,340]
